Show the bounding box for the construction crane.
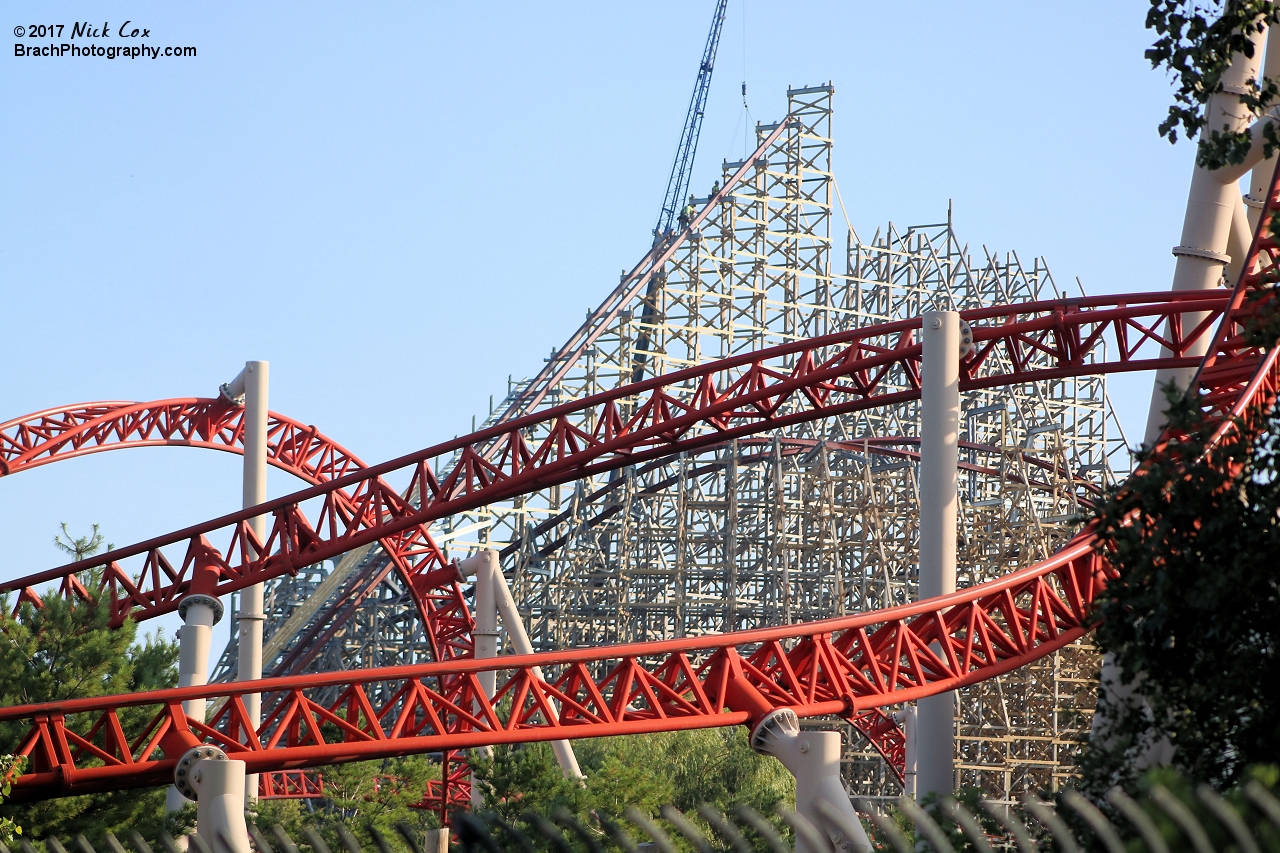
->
[632,0,730,384]
[653,0,730,241]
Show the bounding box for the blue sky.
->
[2,2,1202,647]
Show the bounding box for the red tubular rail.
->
[0,399,477,809]
[0,290,1230,630]
[4,162,1279,806]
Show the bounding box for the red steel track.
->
[258,771,468,811]
[0,401,910,794]
[0,399,478,806]
[3,164,1278,803]
[0,290,1229,627]
[0,399,475,671]
[0,399,367,482]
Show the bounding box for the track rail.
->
[2,278,1276,799]
[0,399,474,670]
[0,399,365,482]
[0,399,909,793]
[0,398,477,808]
[4,160,1278,802]
[0,403,912,788]
[0,291,1228,629]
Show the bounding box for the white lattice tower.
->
[217,83,1123,803]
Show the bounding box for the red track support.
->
[0,292,1230,630]
[4,159,1280,804]
[0,401,911,799]
[0,398,477,813]
[259,770,325,799]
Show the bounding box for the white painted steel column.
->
[917,311,960,800]
[461,551,584,785]
[1143,33,1267,444]
[892,706,918,800]
[190,755,252,853]
[222,361,268,805]
[167,595,223,812]
[751,711,872,853]
[466,552,499,809]
[1246,20,1280,230]
[482,550,584,781]
[1096,22,1271,770]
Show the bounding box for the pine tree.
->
[0,527,185,845]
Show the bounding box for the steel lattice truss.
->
[0,399,472,805]
[205,87,1130,803]
[431,86,1125,803]
[4,85,1273,812]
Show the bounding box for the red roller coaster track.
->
[0,398,476,671]
[3,161,1278,806]
[0,400,916,797]
[0,399,481,808]
[0,289,1229,626]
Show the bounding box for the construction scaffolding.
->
[215,83,1125,804]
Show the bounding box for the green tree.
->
[0,755,26,844]
[0,527,186,846]
[472,727,795,849]
[470,742,586,825]
[1146,0,1280,168]
[251,756,441,849]
[1079,366,1280,793]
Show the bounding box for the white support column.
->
[1095,20,1271,771]
[1246,19,1280,230]
[466,552,499,809]
[461,551,584,787]
[1143,32,1268,445]
[167,594,223,813]
[892,705,918,800]
[174,748,252,853]
[917,310,960,800]
[222,361,268,805]
[751,711,872,853]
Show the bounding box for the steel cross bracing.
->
[0,87,1213,804]
[438,88,1120,802]
[0,399,367,482]
[0,289,1225,628]
[0,280,1265,801]
[2,156,1279,801]
[0,398,468,804]
[2,89,1269,809]
[252,89,1114,807]
[3,399,916,801]
[0,294,1232,799]
[0,97,1228,804]
[0,397,475,669]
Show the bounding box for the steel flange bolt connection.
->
[749,707,801,755]
[926,315,974,359]
[959,319,974,359]
[173,746,228,801]
[177,593,224,624]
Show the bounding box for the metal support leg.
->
[168,594,224,813]
[751,711,872,853]
[918,310,960,800]
[893,705,918,800]
[1143,33,1267,445]
[461,551,584,784]
[221,361,268,806]
[175,748,251,853]
[467,552,499,809]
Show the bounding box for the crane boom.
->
[629,0,730,386]
[653,0,729,239]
